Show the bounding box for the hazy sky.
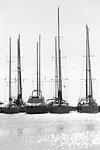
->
[0,0,100,105]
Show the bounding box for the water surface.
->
[0,112,100,150]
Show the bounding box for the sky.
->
[0,0,100,105]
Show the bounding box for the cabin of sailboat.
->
[78,25,98,113]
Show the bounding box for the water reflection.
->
[17,127,23,136]
[86,123,95,131]
[57,125,64,133]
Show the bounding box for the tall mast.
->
[58,7,62,100]
[86,25,88,99]
[86,25,93,99]
[88,38,93,99]
[39,35,41,96]
[19,35,22,101]
[17,34,22,104]
[55,36,58,98]
[17,37,20,101]
[37,42,39,96]
[9,37,12,105]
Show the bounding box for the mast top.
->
[9,37,11,46]
[58,7,60,21]
[18,34,20,40]
[58,7,59,12]
[86,24,90,31]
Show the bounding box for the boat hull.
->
[0,107,3,113]
[25,105,48,114]
[78,105,99,113]
[2,106,19,114]
[18,106,26,113]
[48,105,72,114]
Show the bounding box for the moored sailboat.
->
[78,25,98,113]
[3,38,19,114]
[48,7,72,114]
[0,102,5,113]
[13,35,25,112]
[25,35,48,114]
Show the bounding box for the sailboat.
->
[3,38,19,114]
[0,102,5,113]
[48,7,72,114]
[78,25,99,113]
[25,35,48,114]
[13,35,25,112]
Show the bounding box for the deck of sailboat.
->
[27,95,45,104]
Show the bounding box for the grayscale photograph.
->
[0,0,100,150]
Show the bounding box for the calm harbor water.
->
[0,112,100,150]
